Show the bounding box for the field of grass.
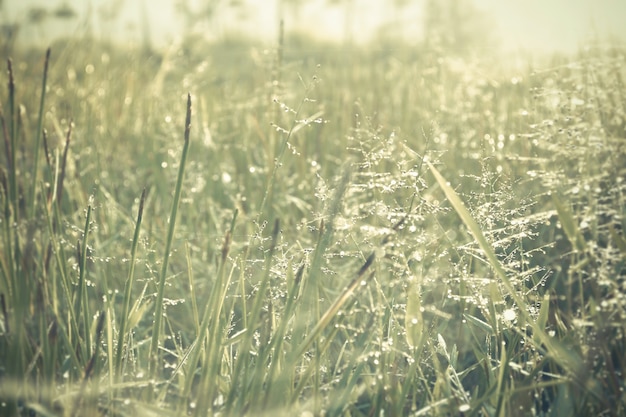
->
[0,29,625,417]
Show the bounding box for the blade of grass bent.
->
[426,161,584,378]
[294,251,376,359]
[427,160,509,284]
[149,94,192,376]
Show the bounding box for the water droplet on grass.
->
[502,309,517,322]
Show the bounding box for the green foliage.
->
[0,32,624,417]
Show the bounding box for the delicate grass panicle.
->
[0,29,624,417]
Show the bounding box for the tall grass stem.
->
[115,188,146,379]
[28,48,51,218]
[149,93,192,376]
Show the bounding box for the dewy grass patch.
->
[0,32,624,417]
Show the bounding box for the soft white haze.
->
[3,0,625,54]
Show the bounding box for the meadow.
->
[0,29,625,416]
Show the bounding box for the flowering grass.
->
[0,33,625,416]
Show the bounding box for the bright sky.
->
[4,0,626,54]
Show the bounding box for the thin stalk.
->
[262,263,305,408]
[181,211,236,413]
[291,325,340,404]
[6,59,18,219]
[1,62,18,316]
[28,48,51,219]
[224,219,280,416]
[256,50,316,225]
[301,165,350,317]
[427,161,587,381]
[294,252,376,360]
[40,182,67,317]
[263,19,284,179]
[191,221,237,416]
[0,162,15,300]
[115,188,146,379]
[149,93,192,376]
[56,121,72,207]
[72,311,105,417]
[184,241,200,334]
[494,341,509,417]
[74,204,93,359]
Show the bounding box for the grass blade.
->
[405,275,424,350]
[552,194,587,253]
[181,212,236,414]
[427,160,509,283]
[149,93,192,376]
[74,203,93,359]
[295,251,376,359]
[28,48,51,218]
[115,188,146,379]
[427,161,586,382]
[224,219,280,415]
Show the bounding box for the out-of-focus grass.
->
[0,32,624,417]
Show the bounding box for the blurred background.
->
[1,0,625,54]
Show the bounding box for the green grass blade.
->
[149,93,192,376]
[75,203,93,358]
[494,341,509,417]
[427,161,587,384]
[115,188,146,379]
[224,219,280,415]
[182,212,236,414]
[6,59,18,219]
[295,251,376,359]
[552,194,587,253]
[405,275,424,350]
[262,263,305,407]
[427,160,509,283]
[536,293,551,335]
[184,241,200,334]
[28,48,51,219]
[300,165,351,323]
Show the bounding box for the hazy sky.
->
[473,0,626,52]
[4,0,626,54]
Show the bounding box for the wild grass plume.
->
[0,30,624,417]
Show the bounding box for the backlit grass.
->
[0,33,625,417]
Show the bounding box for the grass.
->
[0,30,625,417]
